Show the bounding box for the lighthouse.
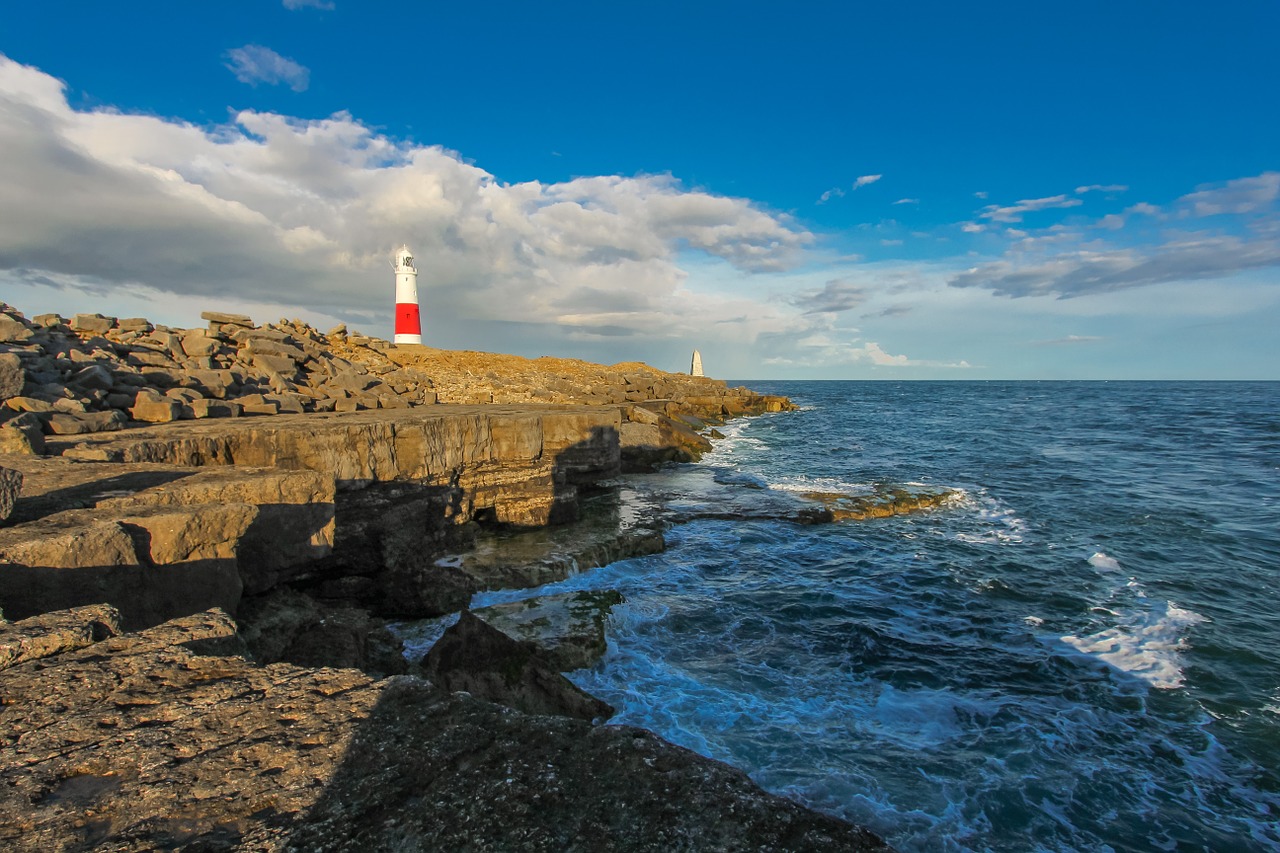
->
[690,349,704,377]
[392,245,422,345]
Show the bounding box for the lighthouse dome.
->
[393,245,415,270]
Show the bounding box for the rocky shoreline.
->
[0,302,897,851]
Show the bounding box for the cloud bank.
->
[0,54,814,348]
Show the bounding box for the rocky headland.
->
[0,301,907,851]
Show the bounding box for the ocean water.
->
[472,381,1280,852]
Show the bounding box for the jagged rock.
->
[0,604,121,670]
[236,588,407,676]
[423,611,615,722]
[68,363,113,391]
[0,353,24,400]
[0,465,20,522]
[474,589,624,670]
[31,313,63,328]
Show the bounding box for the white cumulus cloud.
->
[0,53,814,350]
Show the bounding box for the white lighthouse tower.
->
[392,245,422,345]
[690,349,704,377]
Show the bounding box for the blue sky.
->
[1,1,1277,378]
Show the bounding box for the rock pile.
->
[0,304,438,452]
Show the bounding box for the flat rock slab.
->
[0,609,890,852]
[444,485,664,592]
[0,455,335,611]
[473,589,624,671]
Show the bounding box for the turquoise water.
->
[475,381,1280,851]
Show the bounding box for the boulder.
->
[235,588,407,676]
[0,316,34,343]
[129,394,182,423]
[0,414,45,455]
[473,589,624,670]
[68,363,113,391]
[0,353,24,400]
[423,611,615,722]
[0,465,21,522]
[180,331,220,358]
[70,313,115,335]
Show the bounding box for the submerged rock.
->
[423,611,615,722]
[799,486,957,521]
[473,589,625,671]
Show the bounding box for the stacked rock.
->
[0,304,438,452]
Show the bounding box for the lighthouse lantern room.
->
[392,245,422,345]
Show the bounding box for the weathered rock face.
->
[51,405,621,524]
[473,589,624,671]
[0,457,336,626]
[0,609,889,852]
[423,611,615,722]
[0,464,19,522]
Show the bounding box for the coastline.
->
[0,302,892,851]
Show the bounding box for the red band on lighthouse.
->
[392,244,423,345]
[395,302,421,338]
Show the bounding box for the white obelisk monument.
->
[392,245,422,345]
[690,349,704,377]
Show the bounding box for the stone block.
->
[333,398,363,413]
[242,402,279,416]
[116,317,153,333]
[180,333,220,358]
[130,397,182,423]
[5,396,54,414]
[70,313,115,335]
[43,410,127,436]
[252,353,298,376]
[265,393,306,414]
[188,399,240,419]
[30,313,63,328]
[200,310,254,328]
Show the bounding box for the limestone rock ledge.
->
[0,608,891,853]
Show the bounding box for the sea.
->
[471,380,1280,852]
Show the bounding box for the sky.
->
[0,1,1277,379]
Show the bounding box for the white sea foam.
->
[1088,552,1122,571]
[1023,615,1044,626]
[1061,601,1208,689]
